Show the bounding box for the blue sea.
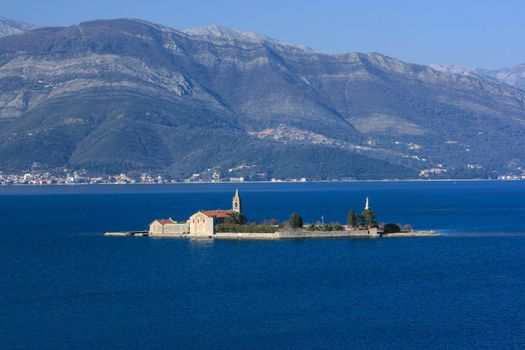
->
[1,181,524,349]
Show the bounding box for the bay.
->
[1,181,524,349]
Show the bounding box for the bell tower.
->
[232,189,242,214]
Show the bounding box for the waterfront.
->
[1,181,525,349]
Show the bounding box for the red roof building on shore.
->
[157,218,176,225]
[148,190,243,237]
[201,210,232,218]
[188,190,242,236]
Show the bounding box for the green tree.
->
[224,212,248,225]
[347,209,357,227]
[383,223,401,234]
[356,214,363,227]
[289,212,304,229]
[360,209,377,228]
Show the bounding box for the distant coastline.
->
[0,178,521,187]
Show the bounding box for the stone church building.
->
[189,189,242,237]
[149,190,242,237]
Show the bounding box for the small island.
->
[105,190,437,240]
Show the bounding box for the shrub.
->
[224,212,248,225]
[383,223,401,234]
[289,212,304,229]
[304,224,344,231]
[215,223,279,233]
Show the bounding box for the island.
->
[105,190,438,240]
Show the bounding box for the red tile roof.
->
[201,210,232,218]
[157,219,176,225]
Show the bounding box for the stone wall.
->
[214,232,280,240]
[149,222,189,237]
[278,229,377,239]
[213,229,378,240]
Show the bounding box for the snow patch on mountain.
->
[0,17,38,37]
[183,24,314,52]
[429,63,525,91]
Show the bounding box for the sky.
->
[2,0,524,69]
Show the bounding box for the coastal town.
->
[0,170,308,185]
[2,160,525,186]
[2,169,525,186]
[105,190,437,240]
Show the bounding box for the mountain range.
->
[0,17,524,180]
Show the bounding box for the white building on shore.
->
[149,218,189,237]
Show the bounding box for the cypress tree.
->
[347,209,357,227]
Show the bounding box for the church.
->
[149,190,242,237]
[190,189,242,237]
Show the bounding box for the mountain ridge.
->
[429,63,525,91]
[0,16,39,37]
[0,17,524,180]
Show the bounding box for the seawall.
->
[105,229,438,239]
[214,229,378,240]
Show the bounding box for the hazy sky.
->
[3,0,524,69]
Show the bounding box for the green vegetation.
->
[346,208,378,228]
[347,209,357,227]
[382,223,401,234]
[224,212,248,225]
[306,224,344,231]
[215,211,278,233]
[359,209,377,228]
[289,212,304,229]
[215,223,279,233]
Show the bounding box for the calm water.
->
[1,181,524,349]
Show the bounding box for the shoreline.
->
[105,230,439,240]
[381,231,438,238]
[0,178,520,188]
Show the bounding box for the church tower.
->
[232,189,242,214]
[364,197,370,211]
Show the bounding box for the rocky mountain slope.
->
[430,63,525,91]
[0,17,37,37]
[0,18,524,180]
[485,64,525,91]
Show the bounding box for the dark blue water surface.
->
[1,181,524,349]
